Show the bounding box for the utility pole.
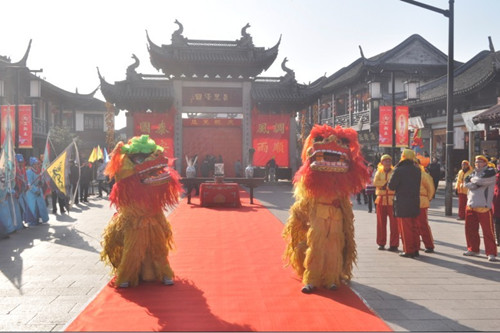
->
[400,0,455,216]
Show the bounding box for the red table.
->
[200,183,241,207]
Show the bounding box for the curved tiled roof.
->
[41,79,106,111]
[146,22,280,78]
[321,34,454,92]
[411,50,500,106]
[99,68,174,113]
[473,102,500,125]
[252,75,324,112]
[1,40,106,111]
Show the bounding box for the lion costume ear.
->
[105,141,125,179]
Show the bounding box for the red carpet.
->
[66,189,391,331]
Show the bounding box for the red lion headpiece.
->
[294,124,368,198]
[105,135,182,212]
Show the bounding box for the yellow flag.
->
[96,145,104,160]
[46,150,67,195]
[88,147,97,163]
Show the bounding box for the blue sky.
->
[1,0,499,129]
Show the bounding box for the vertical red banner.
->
[251,108,290,167]
[1,105,15,146]
[395,106,409,147]
[378,106,393,147]
[133,110,176,160]
[18,105,33,148]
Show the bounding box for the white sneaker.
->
[488,255,497,262]
[463,250,480,257]
[301,284,315,294]
[163,276,174,286]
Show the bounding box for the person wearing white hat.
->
[463,155,497,262]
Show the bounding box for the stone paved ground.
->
[0,181,499,331]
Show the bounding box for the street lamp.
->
[401,0,455,216]
[30,78,41,98]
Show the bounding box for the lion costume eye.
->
[340,138,350,146]
[129,153,152,164]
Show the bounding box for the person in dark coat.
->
[200,157,210,177]
[80,160,92,203]
[388,149,421,258]
[428,157,441,195]
[51,190,66,214]
[69,160,79,205]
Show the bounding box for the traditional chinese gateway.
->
[99,21,321,177]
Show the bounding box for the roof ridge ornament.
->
[489,36,495,52]
[280,57,296,85]
[172,19,188,45]
[489,36,500,71]
[126,54,142,81]
[238,23,254,47]
[359,45,365,59]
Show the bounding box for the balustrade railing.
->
[333,109,370,128]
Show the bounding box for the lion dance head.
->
[105,134,182,211]
[295,124,368,198]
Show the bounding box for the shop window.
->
[335,95,347,115]
[353,89,369,113]
[84,114,104,130]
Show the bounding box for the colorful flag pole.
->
[68,139,80,209]
[41,130,52,197]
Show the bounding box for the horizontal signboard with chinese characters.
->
[183,118,242,127]
[182,87,243,107]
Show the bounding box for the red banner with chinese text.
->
[1,105,15,146]
[395,106,409,147]
[251,109,290,167]
[133,111,176,159]
[378,106,393,147]
[18,105,32,148]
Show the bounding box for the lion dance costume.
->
[100,135,182,288]
[283,124,368,293]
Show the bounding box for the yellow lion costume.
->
[100,135,182,288]
[283,124,368,293]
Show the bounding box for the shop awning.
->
[463,109,486,131]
